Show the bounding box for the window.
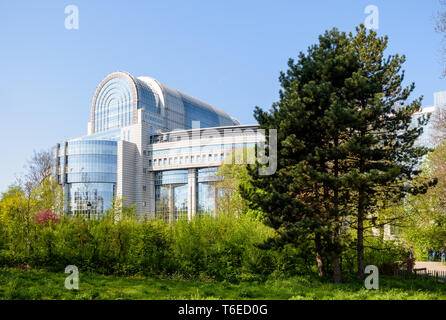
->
[94,77,134,133]
[191,156,195,163]
[143,185,147,192]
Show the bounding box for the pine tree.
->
[344,26,428,278]
[241,25,429,283]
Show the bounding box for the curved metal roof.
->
[91,71,236,134]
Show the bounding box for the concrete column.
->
[148,172,155,218]
[117,140,137,208]
[188,169,197,220]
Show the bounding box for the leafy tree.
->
[400,142,446,257]
[0,149,62,256]
[216,148,264,220]
[34,210,60,227]
[0,186,29,222]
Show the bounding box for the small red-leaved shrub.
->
[34,210,60,226]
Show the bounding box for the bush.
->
[1,208,304,280]
[341,236,406,274]
[34,210,60,226]
[170,214,276,281]
[8,207,399,280]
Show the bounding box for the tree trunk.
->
[357,128,366,280]
[357,199,365,280]
[26,196,32,258]
[315,233,325,277]
[331,137,342,284]
[332,250,342,283]
[378,224,385,242]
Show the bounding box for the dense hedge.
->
[0,211,405,281]
[0,212,304,281]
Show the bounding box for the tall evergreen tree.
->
[343,26,429,278]
[241,25,428,283]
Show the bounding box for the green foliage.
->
[1,267,445,300]
[0,196,404,282]
[341,236,406,274]
[216,159,264,220]
[172,214,277,281]
[0,174,63,262]
[396,142,446,259]
[1,200,321,280]
[240,25,428,282]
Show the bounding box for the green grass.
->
[1,267,446,300]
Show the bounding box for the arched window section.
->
[94,77,134,133]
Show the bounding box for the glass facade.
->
[136,79,160,115]
[58,71,245,219]
[63,140,117,216]
[173,184,188,220]
[412,91,446,149]
[183,97,220,129]
[93,72,237,134]
[182,96,236,129]
[84,128,122,141]
[197,167,219,216]
[434,91,446,108]
[94,77,134,133]
[154,168,221,220]
[66,183,115,218]
[155,170,189,221]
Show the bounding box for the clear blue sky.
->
[0,0,444,192]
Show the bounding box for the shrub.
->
[341,236,406,275]
[170,214,276,281]
[0,209,338,280]
[34,210,60,227]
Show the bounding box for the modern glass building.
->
[412,91,446,149]
[55,71,261,219]
[89,71,237,136]
[56,140,117,215]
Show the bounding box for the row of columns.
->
[145,168,219,221]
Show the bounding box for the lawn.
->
[1,267,446,300]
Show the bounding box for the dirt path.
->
[415,261,446,273]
